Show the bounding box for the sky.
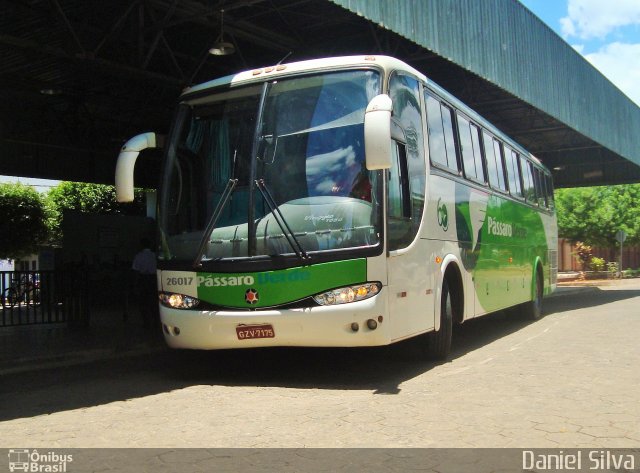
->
[519,0,640,106]
[0,175,60,193]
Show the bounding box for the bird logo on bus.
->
[437,198,449,231]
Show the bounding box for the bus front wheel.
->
[426,278,453,360]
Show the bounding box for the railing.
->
[0,270,89,327]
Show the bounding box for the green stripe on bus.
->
[196,259,367,308]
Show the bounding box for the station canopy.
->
[2,0,640,188]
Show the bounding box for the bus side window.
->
[470,123,485,183]
[520,157,536,203]
[534,167,546,207]
[389,142,411,219]
[441,103,459,173]
[483,131,500,190]
[458,114,480,182]
[388,141,412,250]
[426,93,458,173]
[426,94,448,168]
[545,173,555,209]
[528,162,538,204]
[482,132,507,191]
[504,148,523,198]
[389,73,425,249]
[540,171,549,208]
[493,139,507,192]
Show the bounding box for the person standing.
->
[132,237,157,327]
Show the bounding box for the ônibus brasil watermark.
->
[8,449,73,472]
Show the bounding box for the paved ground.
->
[0,280,639,448]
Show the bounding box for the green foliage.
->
[589,256,605,272]
[46,181,146,214]
[573,241,592,271]
[555,184,640,247]
[45,182,147,243]
[607,261,619,274]
[0,183,50,259]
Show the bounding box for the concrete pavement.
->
[0,280,638,448]
[0,284,596,377]
[0,306,166,376]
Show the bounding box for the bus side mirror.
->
[364,94,393,170]
[115,132,163,202]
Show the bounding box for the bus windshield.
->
[159,69,382,263]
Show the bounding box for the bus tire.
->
[426,278,453,360]
[523,269,543,320]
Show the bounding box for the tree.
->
[555,184,640,247]
[45,182,147,243]
[573,242,592,272]
[0,183,50,259]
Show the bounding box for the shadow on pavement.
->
[0,285,638,421]
[545,287,640,315]
[454,286,640,354]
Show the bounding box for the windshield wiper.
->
[192,178,238,268]
[255,178,308,260]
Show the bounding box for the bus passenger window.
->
[534,167,546,207]
[505,149,523,197]
[527,162,537,203]
[470,123,485,182]
[493,139,507,192]
[441,104,459,173]
[539,171,549,208]
[483,132,499,189]
[545,174,555,209]
[457,114,477,180]
[426,94,448,168]
[426,94,458,173]
[520,157,536,203]
[458,116,485,183]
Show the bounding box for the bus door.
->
[386,141,434,340]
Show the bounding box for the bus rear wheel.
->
[523,270,543,320]
[426,278,453,360]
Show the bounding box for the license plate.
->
[236,324,275,340]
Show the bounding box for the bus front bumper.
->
[159,292,390,350]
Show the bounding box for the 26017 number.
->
[165,277,193,286]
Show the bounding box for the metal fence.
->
[0,270,89,327]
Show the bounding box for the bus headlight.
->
[159,292,200,309]
[313,282,381,306]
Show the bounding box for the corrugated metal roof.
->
[330,0,640,169]
[1,0,637,186]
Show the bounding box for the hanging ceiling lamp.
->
[209,9,235,56]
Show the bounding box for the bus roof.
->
[182,55,545,169]
[182,55,425,96]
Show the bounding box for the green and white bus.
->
[116,55,557,359]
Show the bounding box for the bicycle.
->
[1,274,40,308]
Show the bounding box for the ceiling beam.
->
[0,34,184,88]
